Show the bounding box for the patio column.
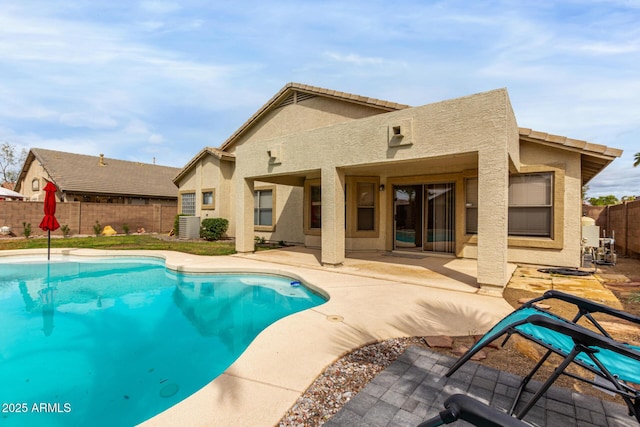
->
[321,166,345,266]
[477,149,509,295]
[235,177,255,254]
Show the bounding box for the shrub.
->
[122,223,130,235]
[61,224,71,238]
[22,222,31,238]
[200,218,229,241]
[93,220,101,237]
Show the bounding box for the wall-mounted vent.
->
[388,118,414,147]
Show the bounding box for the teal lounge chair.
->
[446,290,640,422]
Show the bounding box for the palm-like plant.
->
[635,152,640,167]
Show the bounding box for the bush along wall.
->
[200,218,229,241]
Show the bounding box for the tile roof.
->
[518,127,623,184]
[20,148,181,198]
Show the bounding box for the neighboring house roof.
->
[0,187,25,199]
[519,128,623,185]
[16,148,181,199]
[173,147,235,185]
[218,82,410,152]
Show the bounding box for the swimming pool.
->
[0,255,326,426]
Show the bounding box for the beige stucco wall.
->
[506,141,583,267]
[18,161,52,201]
[252,184,305,245]
[177,94,391,242]
[459,142,583,269]
[178,87,588,290]
[177,156,235,235]
[227,96,392,154]
[235,89,516,289]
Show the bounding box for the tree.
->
[581,184,589,202]
[587,195,620,206]
[634,152,640,167]
[0,142,27,184]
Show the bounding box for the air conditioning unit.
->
[179,216,200,240]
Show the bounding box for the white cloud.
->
[0,0,638,198]
[59,113,118,130]
[139,1,181,15]
[324,52,385,66]
[148,134,164,144]
[578,41,640,55]
[139,21,166,32]
[123,119,152,135]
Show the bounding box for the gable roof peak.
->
[218,82,410,152]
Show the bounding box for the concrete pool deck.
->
[0,247,530,426]
[140,247,518,427]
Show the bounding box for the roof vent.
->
[295,92,317,103]
[99,154,106,166]
[277,92,295,109]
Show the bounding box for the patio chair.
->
[531,289,640,339]
[417,394,527,427]
[445,291,640,422]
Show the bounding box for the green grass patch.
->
[0,235,236,256]
[628,291,640,304]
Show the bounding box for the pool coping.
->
[2,248,516,427]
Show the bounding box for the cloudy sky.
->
[1,0,638,198]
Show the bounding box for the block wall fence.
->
[583,200,640,259]
[0,201,177,236]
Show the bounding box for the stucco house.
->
[16,148,180,205]
[173,83,622,293]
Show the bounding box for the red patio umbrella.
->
[39,181,60,260]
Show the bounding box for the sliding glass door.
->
[394,183,455,254]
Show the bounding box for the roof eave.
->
[173,147,235,185]
[518,127,623,186]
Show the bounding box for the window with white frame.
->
[181,192,196,215]
[254,189,273,227]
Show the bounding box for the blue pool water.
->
[0,256,326,427]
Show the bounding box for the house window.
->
[356,182,375,231]
[32,179,40,191]
[465,178,478,234]
[310,184,321,229]
[254,189,273,227]
[509,173,553,237]
[346,176,380,237]
[202,189,215,209]
[465,173,553,237]
[181,192,196,216]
